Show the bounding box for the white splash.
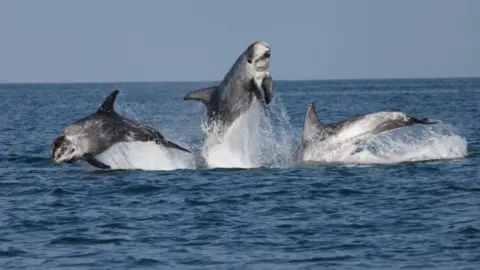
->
[301,121,468,165]
[71,95,468,170]
[91,141,194,171]
[201,99,296,169]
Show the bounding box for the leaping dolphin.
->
[183,41,274,130]
[297,103,437,160]
[50,90,191,169]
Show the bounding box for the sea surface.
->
[0,78,479,269]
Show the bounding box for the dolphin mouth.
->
[52,157,74,165]
[52,159,62,165]
[50,135,67,156]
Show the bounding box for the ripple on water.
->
[457,226,480,235]
[121,184,167,194]
[49,187,75,197]
[132,257,162,266]
[337,188,364,196]
[98,222,135,230]
[0,247,28,258]
[6,154,50,164]
[48,236,130,246]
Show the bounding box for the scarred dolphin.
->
[183,41,274,130]
[297,103,437,160]
[50,90,190,169]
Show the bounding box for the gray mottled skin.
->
[183,41,273,129]
[298,103,436,160]
[50,90,190,169]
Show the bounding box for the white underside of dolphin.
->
[298,103,437,161]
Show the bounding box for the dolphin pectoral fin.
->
[409,117,437,125]
[183,87,216,104]
[157,139,191,154]
[84,154,111,169]
[143,128,191,154]
[371,116,437,135]
[262,73,274,105]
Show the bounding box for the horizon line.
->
[0,75,479,85]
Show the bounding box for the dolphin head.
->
[245,41,271,72]
[50,134,83,164]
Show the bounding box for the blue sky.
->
[1,0,479,83]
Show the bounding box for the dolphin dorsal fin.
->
[183,87,216,104]
[302,103,327,143]
[97,90,119,114]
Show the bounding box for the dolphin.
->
[50,90,190,169]
[183,41,274,130]
[297,103,437,160]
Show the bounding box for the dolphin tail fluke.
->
[302,103,328,143]
[159,139,191,154]
[183,87,216,104]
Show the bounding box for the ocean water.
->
[0,78,479,269]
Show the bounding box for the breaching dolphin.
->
[50,90,190,169]
[183,41,274,130]
[297,103,437,160]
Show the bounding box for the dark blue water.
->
[1,78,479,269]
